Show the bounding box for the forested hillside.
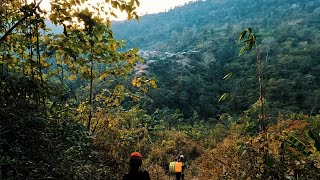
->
[113,0,320,50]
[113,0,320,120]
[1,0,320,179]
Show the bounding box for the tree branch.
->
[0,0,43,44]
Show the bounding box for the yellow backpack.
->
[169,161,183,173]
[169,162,176,173]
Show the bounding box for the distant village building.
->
[164,52,175,58]
[291,3,300,9]
[138,50,158,59]
[188,50,199,54]
[134,63,149,75]
[146,60,156,64]
[150,50,158,57]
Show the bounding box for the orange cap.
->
[130,152,142,159]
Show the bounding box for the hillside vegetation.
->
[113,0,320,119]
[1,0,320,179]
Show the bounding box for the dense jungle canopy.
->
[1,0,320,179]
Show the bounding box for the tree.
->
[238,27,266,132]
[0,0,157,179]
[46,0,144,131]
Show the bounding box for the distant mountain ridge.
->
[112,0,319,51]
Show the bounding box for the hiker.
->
[122,152,151,180]
[175,153,186,180]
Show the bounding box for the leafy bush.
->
[197,119,320,179]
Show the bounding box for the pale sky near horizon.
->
[36,0,195,18]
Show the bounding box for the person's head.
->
[129,152,143,173]
[178,154,184,162]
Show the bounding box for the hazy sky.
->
[137,0,195,14]
[37,0,195,15]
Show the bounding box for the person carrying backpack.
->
[122,152,151,180]
[174,152,186,180]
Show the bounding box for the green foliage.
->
[0,71,104,179]
[305,130,320,166]
[113,0,320,119]
[197,119,320,179]
[0,0,151,179]
[238,27,257,56]
[2,0,320,179]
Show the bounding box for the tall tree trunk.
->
[87,47,94,131]
[256,47,265,132]
[36,23,43,83]
[29,23,34,79]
